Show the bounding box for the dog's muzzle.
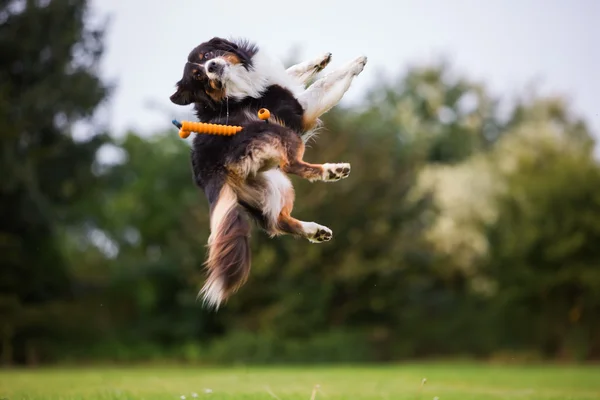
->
[205,59,226,78]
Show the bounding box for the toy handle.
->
[172,109,270,139]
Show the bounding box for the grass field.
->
[1,363,599,400]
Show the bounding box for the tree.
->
[0,0,110,364]
[483,98,600,360]
[414,91,600,360]
[89,132,224,352]
[364,60,503,164]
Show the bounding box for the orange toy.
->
[258,108,270,120]
[172,108,271,139]
[176,121,242,139]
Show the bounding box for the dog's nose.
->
[206,60,223,75]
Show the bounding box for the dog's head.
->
[170,37,259,106]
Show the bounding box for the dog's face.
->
[170,37,258,106]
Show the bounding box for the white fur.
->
[230,142,282,179]
[298,56,367,126]
[286,52,332,85]
[198,275,225,310]
[213,49,305,100]
[206,48,366,142]
[208,184,237,235]
[262,169,293,225]
[191,45,365,311]
[202,184,238,310]
[301,221,332,243]
[321,162,352,182]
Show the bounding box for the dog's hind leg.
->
[285,160,351,182]
[276,212,333,243]
[286,52,332,86]
[261,169,332,243]
[233,131,351,183]
[298,55,367,129]
[227,137,286,180]
[231,137,336,243]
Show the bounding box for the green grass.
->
[1,363,599,400]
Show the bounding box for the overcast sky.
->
[90,0,599,145]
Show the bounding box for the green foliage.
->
[0,0,110,365]
[483,100,600,360]
[363,60,502,164]
[2,1,600,366]
[198,329,371,364]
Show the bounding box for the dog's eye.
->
[204,52,213,60]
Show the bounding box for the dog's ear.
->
[170,83,193,105]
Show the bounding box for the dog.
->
[170,37,366,309]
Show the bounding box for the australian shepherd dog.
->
[170,37,366,309]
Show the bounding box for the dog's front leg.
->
[298,55,367,128]
[286,52,332,86]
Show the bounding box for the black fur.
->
[170,37,311,307]
[189,121,293,193]
[191,37,258,69]
[170,37,259,108]
[170,37,307,196]
[196,85,305,132]
[170,37,304,130]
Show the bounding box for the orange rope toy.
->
[172,108,271,139]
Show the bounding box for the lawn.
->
[1,363,599,400]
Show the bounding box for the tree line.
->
[1,0,599,365]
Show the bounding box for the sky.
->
[89,0,600,146]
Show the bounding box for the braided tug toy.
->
[172,108,271,139]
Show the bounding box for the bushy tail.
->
[200,182,251,310]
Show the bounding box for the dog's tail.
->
[200,181,251,310]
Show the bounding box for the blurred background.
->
[1,0,600,366]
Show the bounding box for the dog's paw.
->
[302,222,333,243]
[350,56,367,75]
[322,163,351,182]
[315,52,332,72]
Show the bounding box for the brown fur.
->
[222,134,331,234]
[267,175,303,237]
[222,53,241,65]
[202,184,251,307]
[204,133,340,307]
[301,116,322,132]
[206,81,226,102]
[281,139,325,181]
[169,38,361,309]
[227,133,327,182]
[275,212,305,237]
